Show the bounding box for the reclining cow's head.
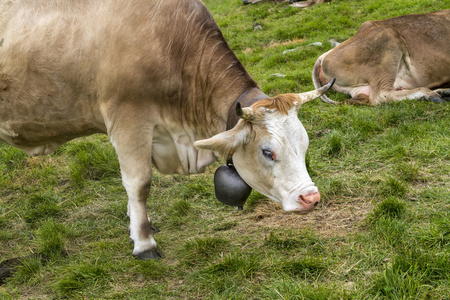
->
[194,80,334,214]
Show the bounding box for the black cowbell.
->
[213,161,252,210]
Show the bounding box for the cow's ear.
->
[194,122,249,158]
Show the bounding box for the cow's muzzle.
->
[283,191,320,214]
[298,192,320,213]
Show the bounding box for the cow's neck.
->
[160,2,265,136]
[226,87,268,130]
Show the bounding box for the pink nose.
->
[298,192,320,212]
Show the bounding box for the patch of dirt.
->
[231,199,372,238]
[264,38,305,49]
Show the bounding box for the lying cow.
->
[313,10,450,105]
[0,0,333,259]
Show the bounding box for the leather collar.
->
[226,87,268,130]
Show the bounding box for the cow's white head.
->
[194,80,334,214]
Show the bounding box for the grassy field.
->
[1,0,449,299]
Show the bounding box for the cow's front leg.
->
[106,117,160,259]
[378,87,445,104]
[122,171,161,260]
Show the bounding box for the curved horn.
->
[236,102,255,121]
[296,78,336,105]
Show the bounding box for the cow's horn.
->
[236,102,255,121]
[296,78,336,104]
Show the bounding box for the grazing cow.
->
[313,10,450,105]
[0,0,333,259]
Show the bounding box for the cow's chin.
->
[281,191,321,214]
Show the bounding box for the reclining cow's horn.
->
[296,78,335,104]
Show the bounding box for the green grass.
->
[1,0,449,299]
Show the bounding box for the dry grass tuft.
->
[231,198,372,238]
[264,38,306,48]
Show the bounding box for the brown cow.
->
[313,10,450,105]
[0,0,333,259]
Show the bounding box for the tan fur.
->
[250,94,298,115]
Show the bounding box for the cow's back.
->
[373,9,450,39]
[372,9,450,88]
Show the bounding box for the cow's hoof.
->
[436,89,450,101]
[151,224,159,234]
[243,0,250,4]
[429,95,445,103]
[134,249,162,260]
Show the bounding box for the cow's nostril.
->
[314,201,319,207]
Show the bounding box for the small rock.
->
[254,25,263,31]
[270,73,286,78]
[282,48,297,54]
[343,282,355,290]
[330,41,340,47]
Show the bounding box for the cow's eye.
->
[262,149,276,161]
